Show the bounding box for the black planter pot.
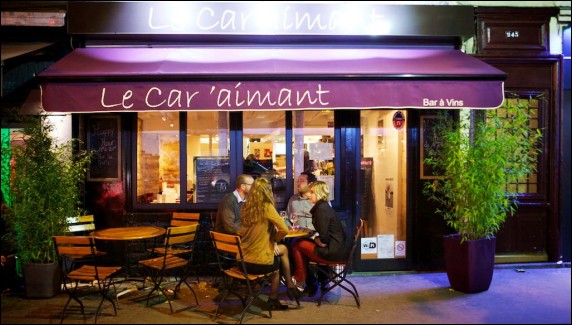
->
[23,262,61,298]
[443,234,496,293]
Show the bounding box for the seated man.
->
[214,174,254,235]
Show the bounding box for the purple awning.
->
[39,47,506,113]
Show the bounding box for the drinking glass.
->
[289,213,300,230]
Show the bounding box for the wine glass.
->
[289,213,300,230]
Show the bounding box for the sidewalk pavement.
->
[1,263,570,324]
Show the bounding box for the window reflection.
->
[242,111,287,202]
[136,111,229,205]
[293,110,335,200]
[360,110,407,259]
[136,112,180,204]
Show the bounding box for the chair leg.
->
[238,282,271,324]
[94,278,119,323]
[60,280,86,324]
[315,265,360,308]
[175,275,199,306]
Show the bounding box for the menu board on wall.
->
[194,156,231,203]
[87,116,121,181]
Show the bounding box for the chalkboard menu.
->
[87,116,121,181]
[194,156,231,203]
[420,116,444,179]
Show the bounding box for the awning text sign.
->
[39,47,506,112]
[41,79,504,112]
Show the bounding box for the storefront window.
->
[136,112,230,205]
[136,112,180,204]
[359,110,407,259]
[490,98,540,194]
[292,110,335,200]
[243,111,287,202]
[187,112,230,204]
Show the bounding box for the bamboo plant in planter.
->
[423,96,542,293]
[2,115,91,298]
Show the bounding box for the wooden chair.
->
[138,224,200,313]
[67,215,95,234]
[53,236,122,324]
[310,219,364,308]
[210,231,274,324]
[170,212,200,227]
[64,215,106,274]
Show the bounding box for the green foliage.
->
[3,115,91,264]
[423,97,542,242]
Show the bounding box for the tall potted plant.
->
[2,115,91,298]
[423,96,542,293]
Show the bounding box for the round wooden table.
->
[91,226,166,241]
[285,227,313,238]
[91,226,167,285]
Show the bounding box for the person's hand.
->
[273,242,281,256]
[314,237,327,248]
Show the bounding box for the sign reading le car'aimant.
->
[68,2,473,36]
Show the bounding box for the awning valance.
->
[39,47,506,113]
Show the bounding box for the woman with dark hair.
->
[238,177,302,310]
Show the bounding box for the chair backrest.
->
[164,223,199,248]
[210,231,241,256]
[170,212,200,227]
[209,231,245,273]
[345,219,365,273]
[53,235,103,277]
[67,215,95,234]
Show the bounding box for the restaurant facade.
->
[2,1,569,271]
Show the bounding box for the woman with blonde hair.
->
[238,177,302,310]
[291,181,351,291]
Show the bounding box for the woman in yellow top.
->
[238,177,302,310]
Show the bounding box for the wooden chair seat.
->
[210,231,275,324]
[225,266,270,281]
[138,224,200,313]
[138,254,189,270]
[310,219,364,308]
[53,236,123,324]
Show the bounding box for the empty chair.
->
[310,219,364,308]
[210,231,275,324]
[53,236,122,324]
[64,215,106,274]
[170,212,200,227]
[138,224,200,313]
[67,215,96,235]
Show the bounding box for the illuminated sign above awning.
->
[39,47,506,113]
[67,2,474,36]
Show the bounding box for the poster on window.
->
[377,234,395,259]
[385,178,394,208]
[395,241,406,257]
[309,142,334,161]
[194,156,231,203]
[360,237,378,260]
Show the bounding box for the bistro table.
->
[91,226,166,241]
[285,227,313,239]
[91,226,167,294]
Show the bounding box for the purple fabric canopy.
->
[39,47,506,112]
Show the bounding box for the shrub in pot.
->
[423,96,542,293]
[2,115,91,298]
